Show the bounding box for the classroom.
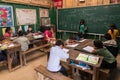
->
[0,0,120,80]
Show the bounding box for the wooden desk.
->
[68,49,103,80]
[75,39,94,53]
[6,43,22,71]
[64,39,103,80]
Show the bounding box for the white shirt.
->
[103,39,117,47]
[14,36,30,51]
[47,46,69,72]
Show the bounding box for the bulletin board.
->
[16,8,37,25]
[0,5,14,27]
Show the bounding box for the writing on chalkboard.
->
[58,4,120,34]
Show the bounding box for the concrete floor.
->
[0,51,120,80]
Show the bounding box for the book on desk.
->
[76,53,99,65]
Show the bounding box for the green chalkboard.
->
[58,4,120,34]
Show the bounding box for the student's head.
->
[55,40,64,48]
[17,31,24,36]
[28,26,33,32]
[93,40,103,49]
[5,27,12,33]
[110,23,117,33]
[80,19,85,25]
[110,23,117,29]
[46,27,51,31]
[104,33,112,40]
[69,35,75,40]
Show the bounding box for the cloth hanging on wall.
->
[53,0,62,8]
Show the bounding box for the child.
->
[13,31,30,51]
[92,40,116,69]
[44,27,56,43]
[104,33,118,57]
[65,34,76,45]
[108,23,119,40]
[103,33,117,47]
[47,40,69,76]
[27,26,34,36]
[4,27,13,38]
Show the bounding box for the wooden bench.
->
[22,43,51,65]
[99,68,110,80]
[35,65,73,80]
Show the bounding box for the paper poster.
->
[0,5,14,27]
[16,8,36,25]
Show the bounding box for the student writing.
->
[47,40,69,76]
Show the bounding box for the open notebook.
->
[83,46,94,53]
[76,53,99,65]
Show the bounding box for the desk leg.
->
[92,67,99,80]
[7,53,12,71]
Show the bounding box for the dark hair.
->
[18,31,24,36]
[104,33,112,40]
[55,40,64,46]
[5,27,11,33]
[27,26,33,33]
[80,19,85,25]
[110,23,117,33]
[69,35,76,40]
[93,40,103,48]
[46,27,51,30]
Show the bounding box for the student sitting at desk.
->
[103,33,118,57]
[26,26,34,36]
[65,35,77,45]
[4,27,13,38]
[13,31,30,51]
[92,40,116,69]
[44,27,56,43]
[47,40,69,76]
[103,33,117,47]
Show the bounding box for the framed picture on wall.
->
[40,17,51,26]
[0,5,14,27]
[39,8,49,17]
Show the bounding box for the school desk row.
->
[0,36,51,72]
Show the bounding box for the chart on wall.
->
[16,8,36,25]
[39,8,49,17]
[0,5,14,27]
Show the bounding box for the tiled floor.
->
[0,51,120,80]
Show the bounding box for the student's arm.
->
[44,31,51,42]
[59,49,69,59]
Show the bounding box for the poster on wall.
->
[16,8,36,25]
[41,17,51,26]
[0,5,14,27]
[39,8,49,17]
